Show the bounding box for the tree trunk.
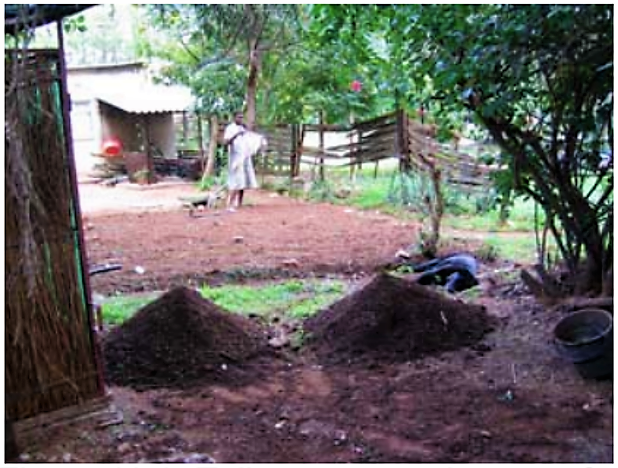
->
[479,112,611,297]
[246,38,261,130]
[421,164,444,257]
[201,114,219,184]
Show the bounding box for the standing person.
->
[223,111,258,210]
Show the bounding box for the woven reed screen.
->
[5,49,103,420]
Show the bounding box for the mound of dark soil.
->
[103,286,272,389]
[305,273,497,363]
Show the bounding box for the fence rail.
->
[215,110,495,189]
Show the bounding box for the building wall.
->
[99,103,176,159]
[148,114,176,159]
[70,98,101,175]
[66,63,182,178]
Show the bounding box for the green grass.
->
[100,279,347,327]
[442,195,544,232]
[293,165,556,264]
[476,234,539,264]
[199,279,346,320]
[101,293,160,325]
[346,176,393,209]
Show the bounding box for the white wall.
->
[66,64,146,178]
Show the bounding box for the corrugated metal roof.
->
[5,4,95,34]
[96,85,194,114]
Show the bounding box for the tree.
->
[141,5,300,129]
[313,5,613,297]
[62,5,140,66]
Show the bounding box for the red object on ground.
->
[350,80,362,92]
[101,137,123,157]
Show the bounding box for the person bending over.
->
[412,253,479,293]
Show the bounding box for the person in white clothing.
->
[223,111,258,210]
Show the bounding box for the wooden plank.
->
[352,112,397,131]
[301,147,347,159]
[14,394,115,437]
[407,119,438,136]
[303,123,350,132]
[338,152,398,167]
[327,137,394,153]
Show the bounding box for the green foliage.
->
[306,179,337,203]
[312,5,613,292]
[475,242,500,263]
[346,176,391,210]
[63,14,87,33]
[61,5,140,65]
[139,5,300,119]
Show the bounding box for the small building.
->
[67,61,195,179]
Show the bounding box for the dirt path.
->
[82,182,420,295]
[12,181,612,464]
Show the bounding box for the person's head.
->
[233,111,244,125]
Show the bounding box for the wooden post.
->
[349,113,355,181]
[201,114,219,183]
[319,111,325,182]
[56,20,106,398]
[182,111,189,147]
[142,115,154,184]
[197,112,205,171]
[396,109,410,173]
[290,124,297,184]
[297,124,305,178]
[356,121,363,174]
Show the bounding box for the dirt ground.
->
[13,181,613,463]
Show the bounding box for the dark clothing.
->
[413,254,479,293]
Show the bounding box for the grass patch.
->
[101,293,160,325]
[294,165,553,265]
[101,279,347,327]
[199,279,346,320]
[442,196,544,232]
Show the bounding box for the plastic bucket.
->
[553,308,613,379]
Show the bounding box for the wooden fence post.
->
[296,124,302,177]
[319,111,325,182]
[290,124,298,182]
[197,113,205,170]
[182,111,189,147]
[396,109,411,173]
[349,113,355,181]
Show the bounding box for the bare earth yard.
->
[15,181,612,463]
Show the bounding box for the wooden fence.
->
[6,49,103,420]
[256,124,302,179]
[216,110,494,190]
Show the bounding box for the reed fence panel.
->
[6,49,103,421]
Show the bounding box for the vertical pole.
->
[396,108,404,172]
[57,20,105,396]
[349,113,355,181]
[197,112,205,171]
[290,124,297,184]
[142,116,154,184]
[319,111,325,182]
[357,123,362,173]
[297,124,305,178]
[182,110,189,147]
